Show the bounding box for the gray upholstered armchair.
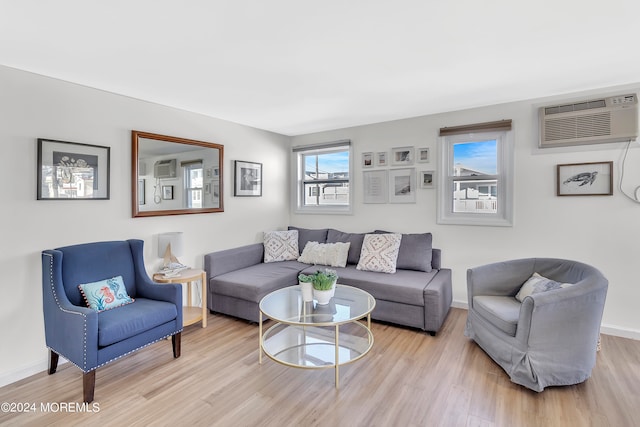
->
[464,258,608,391]
[42,240,183,402]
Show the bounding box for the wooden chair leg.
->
[83,371,96,403]
[48,350,59,375]
[172,332,181,358]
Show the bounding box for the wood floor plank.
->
[1,308,639,426]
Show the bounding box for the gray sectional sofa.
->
[204,227,453,335]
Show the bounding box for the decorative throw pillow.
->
[515,272,574,302]
[78,275,134,312]
[356,233,402,273]
[263,230,299,263]
[375,230,433,272]
[298,241,351,268]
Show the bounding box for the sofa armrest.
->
[204,243,264,278]
[515,276,608,344]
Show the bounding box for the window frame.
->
[292,140,352,215]
[437,130,514,226]
[183,161,203,209]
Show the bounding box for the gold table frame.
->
[258,285,375,388]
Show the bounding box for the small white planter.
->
[313,288,333,305]
[299,281,313,302]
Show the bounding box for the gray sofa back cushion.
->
[326,229,368,265]
[375,231,433,272]
[288,226,329,254]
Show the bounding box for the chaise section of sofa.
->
[204,227,452,334]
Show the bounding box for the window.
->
[183,161,203,208]
[293,140,351,213]
[437,120,513,226]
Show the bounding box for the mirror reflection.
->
[132,131,224,217]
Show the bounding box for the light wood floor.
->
[1,308,639,427]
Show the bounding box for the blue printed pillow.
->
[78,276,134,312]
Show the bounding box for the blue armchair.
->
[42,240,183,402]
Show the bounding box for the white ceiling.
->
[2,1,640,136]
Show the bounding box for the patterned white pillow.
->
[298,241,351,268]
[515,272,574,302]
[356,233,402,273]
[264,230,299,263]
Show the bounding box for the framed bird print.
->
[557,161,613,196]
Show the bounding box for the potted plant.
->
[310,269,338,305]
[297,273,314,302]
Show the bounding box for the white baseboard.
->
[0,357,67,389]
[600,324,640,341]
[450,299,639,340]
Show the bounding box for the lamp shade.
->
[158,232,184,258]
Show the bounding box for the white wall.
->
[290,84,640,339]
[0,66,291,386]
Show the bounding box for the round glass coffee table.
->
[259,284,375,388]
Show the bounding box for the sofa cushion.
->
[515,272,574,302]
[297,241,351,268]
[375,231,433,272]
[306,264,437,306]
[357,233,402,273]
[288,226,329,254]
[78,275,134,312]
[211,260,309,302]
[473,295,520,337]
[326,229,369,265]
[98,298,178,347]
[263,230,299,263]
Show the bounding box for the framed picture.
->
[376,152,387,167]
[37,138,110,200]
[234,160,262,196]
[363,170,388,203]
[417,147,430,163]
[362,152,374,168]
[389,168,416,203]
[162,185,174,200]
[419,170,435,189]
[557,161,613,196]
[391,146,414,166]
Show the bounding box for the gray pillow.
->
[326,229,369,265]
[288,226,329,255]
[375,230,433,272]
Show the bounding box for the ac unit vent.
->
[539,94,638,148]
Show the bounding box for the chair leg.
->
[48,350,59,375]
[83,371,96,403]
[172,332,181,358]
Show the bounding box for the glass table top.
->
[259,284,376,326]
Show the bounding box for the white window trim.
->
[437,130,514,226]
[292,140,353,215]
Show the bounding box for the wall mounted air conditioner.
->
[154,159,177,179]
[539,93,638,148]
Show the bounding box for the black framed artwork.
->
[234,160,262,197]
[37,138,110,200]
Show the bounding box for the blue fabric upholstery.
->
[42,239,183,401]
[98,298,178,347]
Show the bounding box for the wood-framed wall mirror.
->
[132,130,224,217]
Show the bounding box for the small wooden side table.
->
[153,268,207,328]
